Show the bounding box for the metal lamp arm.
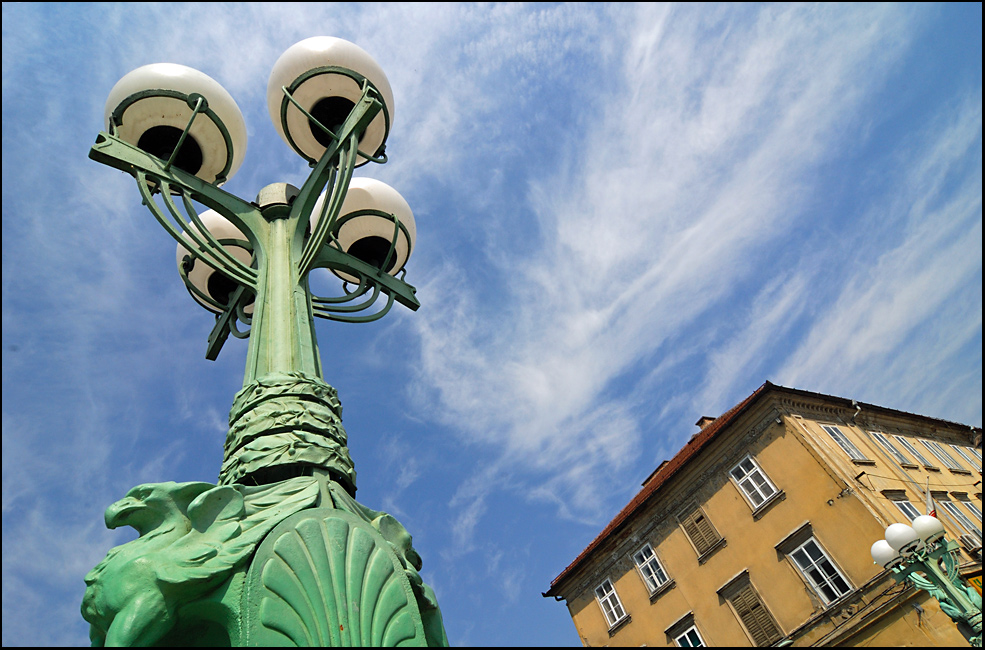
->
[165,184,257,288]
[179,192,257,283]
[291,89,383,269]
[89,132,265,236]
[134,172,256,290]
[301,135,356,277]
[310,246,420,313]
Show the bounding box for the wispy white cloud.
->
[2,3,979,647]
[777,94,983,421]
[410,3,935,546]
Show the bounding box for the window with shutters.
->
[632,542,671,594]
[723,581,783,647]
[677,506,725,560]
[594,578,627,628]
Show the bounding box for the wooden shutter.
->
[729,584,781,646]
[680,508,721,555]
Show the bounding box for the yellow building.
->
[544,382,982,647]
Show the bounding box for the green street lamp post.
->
[81,37,448,647]
[871,516,982,646]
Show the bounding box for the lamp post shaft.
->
[244,204,322,385]
[82,41,447,647]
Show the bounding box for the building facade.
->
[544,382,982,646]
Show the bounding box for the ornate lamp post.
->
[81,37,447,647]
[871,516,982,646]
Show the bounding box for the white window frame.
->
[594,578,627,628]
[939,499,982,542]
[821,424,869,461]
[788,537,853,605]
[674,625,705,647]
[958,498,983,542]
[921,440,964,471]
[632,542,670,594]
[893,499,921,522]
[895,435,936,468]
[958,497,982,523]
[729,455,779,509]
[951,445,982,471]
[872,431,912,465]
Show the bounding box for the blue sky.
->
[1,3,981,647]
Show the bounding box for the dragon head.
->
[105,482,215,536]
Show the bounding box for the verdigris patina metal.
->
[82,40,447,647]
[83,476,447,646]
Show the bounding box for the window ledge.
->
[607,614,631,636]
[752,490,786,520]
[900,463,919,470]
[851,459,877,466]
[697,537,727,564]
[947,468,973,475]
[648,579,676,602]
[924,466,941,472]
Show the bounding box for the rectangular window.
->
[789,538,853,605]
[730,456,778,509]
[952,445,982,471]
[958,499,983,543]
[678,507,724,557]
[893,500,921,522]
[632,543,669,593]
[921,440,964,471]
[726,582,783,646]
[594,578,627,628]
[674,625,705,647]
[895,436,936,468]
[872,432,912,465]
[821,425,869,461]
[939,500,983,542]
[958,497,982,524]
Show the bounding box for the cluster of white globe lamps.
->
[102,36,416,313]
[870,514,947,569]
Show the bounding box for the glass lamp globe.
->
[267,36,393,166]
[870,539,900,568]
[311,177,416,283]
[912,514,945,545]
[885,523,920,554]
[105,63,247,185]
[176,210,254,314]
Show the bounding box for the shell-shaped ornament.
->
[245,509,427,647]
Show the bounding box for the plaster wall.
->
[559,390,979,647]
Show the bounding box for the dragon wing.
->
[157,477,319,585]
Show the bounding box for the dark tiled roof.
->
[545,381,772,595]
